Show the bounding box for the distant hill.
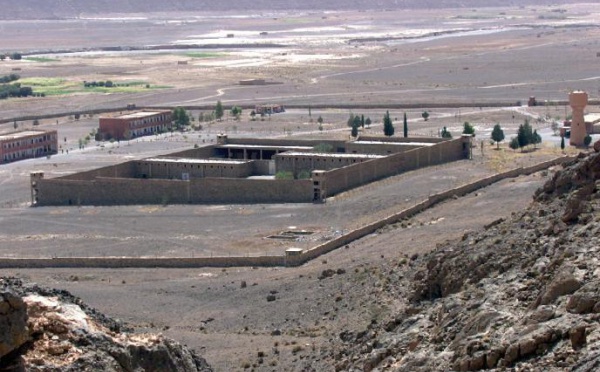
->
[2,0,582,20]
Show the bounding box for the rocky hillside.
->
[3,0,583,19]
[327,144,600,371]
[0,278,212,372]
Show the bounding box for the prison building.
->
[274,151,384,177]
[135,158,255,179]
[346,140,437,155]
[0,129,58,164]
[98,110,172,141]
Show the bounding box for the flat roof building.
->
[98,110,172,141]
[0,129,58,164]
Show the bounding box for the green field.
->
[24,57,61,63]
[18,77,170,96]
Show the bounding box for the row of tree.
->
[83,80,116,88]
[509,120,542,151]
[0,53,22,61]
[382,112,409,137]
[0,74,20,84]
[0,84,34,100]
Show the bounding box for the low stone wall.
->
[288,155,572,266]
[0,256,285,269]
[8,156,571,268]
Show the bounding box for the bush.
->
[275,171,294,180]
[297,170,312,179]
[313,143,334,153]
[584,134,592,147]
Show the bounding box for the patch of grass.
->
[18,77,78,96]
[18,77,170,96]
[24,57,61,63]
[19,77,66,87]
[185,52,224,59]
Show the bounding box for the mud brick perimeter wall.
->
[36,177,313,205]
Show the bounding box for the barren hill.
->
[326,145,600,371]
[3,0,583,19]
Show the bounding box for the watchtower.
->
[569,91,588,146]
[30,171,44,206]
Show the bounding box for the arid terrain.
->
[1,2,600,371]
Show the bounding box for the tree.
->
[351,123,359,138]
[365,117,372,128]
[353,115,362,129]
[462,121,475,136]
[172,107,190,129]
[383,111,395,137]
[517,120,533,150]
[403,112,408,138]
[13,121,17,130]
[230,106,242,120]
[250,110,256,121]
[215,100,224,121]
[491,123,505,149]
[361,114,365,128]
[584,134,592,147]
[509,137,520,151]
[347,113,356,127]
[441,126,452,138]
[421,111,429,121]
[561,136,565,152]
[532,129,542,149]
[317,116,323,125]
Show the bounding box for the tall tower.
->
[569,91,588,146]
[30,171,44,206]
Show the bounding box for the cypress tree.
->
[383,111,395,137]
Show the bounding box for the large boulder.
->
[0,290,29,360]
[1,279,212,372]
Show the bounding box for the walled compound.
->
[30,134,472,206]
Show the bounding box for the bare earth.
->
[1,4,599,371]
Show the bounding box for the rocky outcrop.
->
[0,278,212,372]
[0,290,29,368]
[329,151,600,371]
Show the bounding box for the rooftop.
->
[277,152,384,159]
[584,113,600,123]
[110,110,170,120]
[218,144,314,151]
[0,130,54,141]
[353,141,436,147]
[144,157,250,165]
